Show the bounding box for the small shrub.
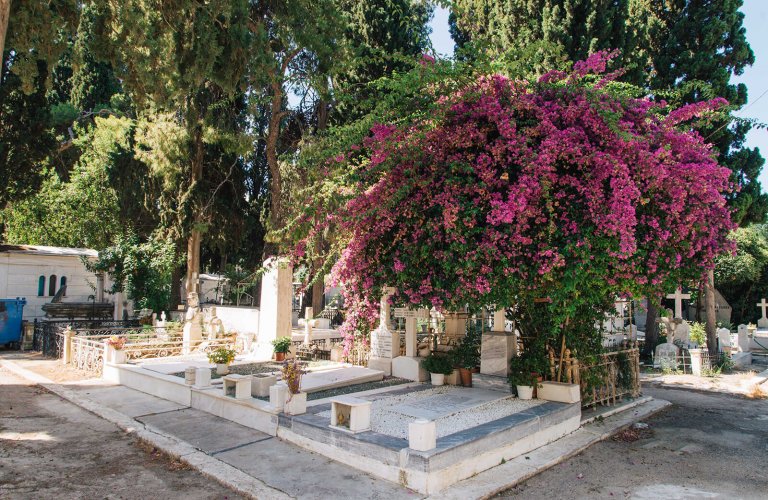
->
[421,354,453,375]
[282,359,306,395]
[271,336,293,354]
[689,322,706,347]
[207,347,236,365]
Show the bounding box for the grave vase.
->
[275,352,286,362]
[284,392,307,415]
[113,349,127,364]
[216,363,230,375]
[516,385,534,400]
[430,373,445,386]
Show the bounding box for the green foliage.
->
[508,352,545,388]
[689,322,707,348]
[86,234,179,313]
[271,336,293,354]
[207,347,237,365]
[421,354,454,375]
[451,323,481,369]
[716,226,768,325]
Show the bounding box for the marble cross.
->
[666,288,690,319]
[757,298,768,320]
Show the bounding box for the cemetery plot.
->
[316,386,544,439]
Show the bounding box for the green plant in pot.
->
[271,337,292,361]
[421,354,453,386]
[508,353,544,400]
[452,337,480,387]
[208,346,237,375]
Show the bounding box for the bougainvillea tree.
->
[289,52,735,356]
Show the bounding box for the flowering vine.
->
[290,52,735,351]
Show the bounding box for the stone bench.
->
[330,395,372,434]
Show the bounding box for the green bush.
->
[421,354,454,375]
[271,336,292,353]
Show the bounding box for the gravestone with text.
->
[368,287,396,375]
[480,307,517,377]
[654,342,679,370]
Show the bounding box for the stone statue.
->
[182,292,204,353]
[206,306,225,341]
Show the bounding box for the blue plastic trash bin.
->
[0,298,26,348]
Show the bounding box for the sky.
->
[429,2,768,191]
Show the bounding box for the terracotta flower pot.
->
[458,367,472,387]
[275,352,286,362]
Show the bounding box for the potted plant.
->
[271,336,292,362]
[105,335,128,364]
[421,354,453,386]
[282,359,307,415]
[509,354,543,400]
[452,340,479,387]
[207,346,237,375]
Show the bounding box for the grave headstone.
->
[303,307,313,345]
[717,327,731,352]
[757,299,768,329]
[654,342,679,370]
[368,287,396,375]
[391,306,430,381]
[674,321,691,347]
[736,324,750,352]
[634,298,648,331]
[480,307,517,377]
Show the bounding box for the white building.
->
[0,244,122,321]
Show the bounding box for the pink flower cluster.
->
[296,57,735,337]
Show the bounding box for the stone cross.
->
[757,299,768,320]
[666,288,690,319]
[394,307,430,357]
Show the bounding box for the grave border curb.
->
[426,396,671,500]
[0,358,292,500]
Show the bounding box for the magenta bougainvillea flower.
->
[294,52,735,345]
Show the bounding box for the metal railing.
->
[33,319,139,357]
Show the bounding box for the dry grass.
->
[746,384,767,400]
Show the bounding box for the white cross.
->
[757,299,768,319]
[666,288,690,319]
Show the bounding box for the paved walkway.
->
[0,354,419,499]
[0,366,241,499]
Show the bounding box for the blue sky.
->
[429,2,768,191]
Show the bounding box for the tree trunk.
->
[0,0,10,58]
[704,269,718,356]
[312,278,324,316]
[184,122,205,301]
[263,79,284,259]
[644,298,660,358]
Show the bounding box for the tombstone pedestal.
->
[252,258,293,360]
[392,356,429,382]
[736,324,750,352]
[368,288,396,375]
[480,332,516,377]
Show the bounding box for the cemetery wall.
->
[201,305,259,336]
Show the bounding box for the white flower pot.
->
[284,392,307,415]
[516,385,534,400]
[113,349,127,364]
[216,363,230,375]
[430,373,445,386]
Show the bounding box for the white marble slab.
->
[300,366,384,393]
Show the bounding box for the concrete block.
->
[223,374,252,400]
[537,382,581,404]
[391,356,428,382]
[194,367,211,388]
[251,374,276,397]
[367,357,392,376]
[330,396,372,433]
[408,419,436,451]
[270,382,288,411]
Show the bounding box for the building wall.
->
[0,252,114,321]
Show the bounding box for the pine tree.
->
[70,4,120,112]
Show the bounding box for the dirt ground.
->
[498,385,768,499]
[0,366,242,499]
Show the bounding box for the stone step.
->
[471,373,512,393]
[751,352,768,366]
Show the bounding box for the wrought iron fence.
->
[33,319,139,357]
